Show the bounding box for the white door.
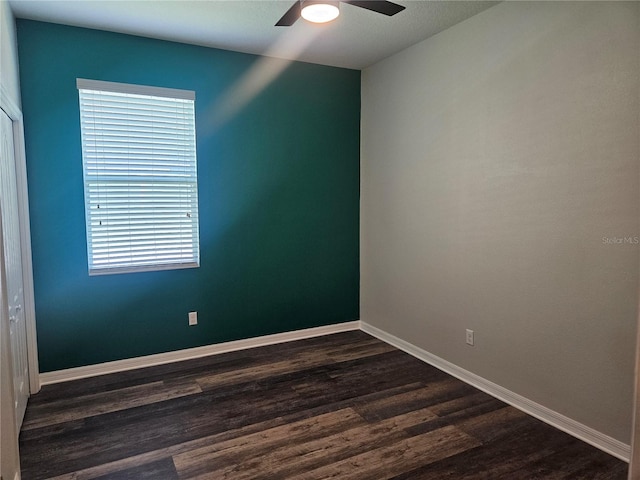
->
[0,108,29,427]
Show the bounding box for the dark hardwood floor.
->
[19,331,628,479]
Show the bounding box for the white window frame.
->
[77,79,200,275]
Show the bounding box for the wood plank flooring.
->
[19,331,628,479]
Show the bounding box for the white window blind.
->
[77,79,199,275]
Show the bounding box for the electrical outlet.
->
[188,311,198,326]
[466,329,474,346]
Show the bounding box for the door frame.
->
[0,84,40,395]
[0,200,21,480]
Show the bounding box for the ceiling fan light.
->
[301,0,340,23]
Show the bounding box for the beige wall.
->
[361,1,639,443]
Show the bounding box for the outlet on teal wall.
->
[17,20,360,372]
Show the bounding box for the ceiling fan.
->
[275,0,405,26]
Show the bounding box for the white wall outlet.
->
[188,311,198,326]
[466,329,474,346]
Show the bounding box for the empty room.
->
[0,1,639,479]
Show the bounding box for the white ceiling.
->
[8,0,498,70]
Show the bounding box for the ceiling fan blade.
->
[276,1,302,26]
[344,0,405,16]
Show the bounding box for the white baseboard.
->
[360,321,631,462]
[39,321,361,385]
[38,319,630,462]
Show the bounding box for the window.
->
[77,79,199,275]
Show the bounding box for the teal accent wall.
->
[17,20,360,372]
